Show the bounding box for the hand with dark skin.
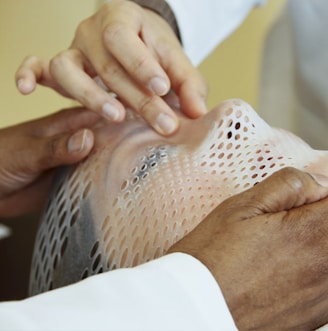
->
[0,107,99,218]
[168,167,328,330]
[15,0,207,136]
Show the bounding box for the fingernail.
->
[155,113,177,135]
[17,79,33,94]
[68,130,89,153]
[102,103,120,121]
[149,77,169,96]
[309,173,328,187]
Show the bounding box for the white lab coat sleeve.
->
[0,253,237,331]
[165,0,266,66]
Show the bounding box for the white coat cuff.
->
[0,252,237,330]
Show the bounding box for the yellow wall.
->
[0,0,286,128]
[0,0,97,128]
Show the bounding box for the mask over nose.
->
[29,99,328,296]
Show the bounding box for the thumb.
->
[224,167,328,221]
[34,128,94,171]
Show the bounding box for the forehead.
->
[29,99,321,295]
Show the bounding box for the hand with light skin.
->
[0,107,99,218]
[168,167,328,330]
[15,0,208,136]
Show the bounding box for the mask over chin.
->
[29,99,328,296]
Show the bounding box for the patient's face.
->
[29,99,328,295]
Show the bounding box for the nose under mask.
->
[29,99,328,296]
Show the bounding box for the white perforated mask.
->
[29,99,328,295]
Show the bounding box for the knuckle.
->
[130,54,149,75]
[35,137,61,169]
[73,2,112,44]
[138,95,159,117]
[278,167,305,191]
[49,51,69,72]
[47,137,61,160]
[96,65,121,92]
[46,137,65,163]
[103,21,125,44]
[75,86,96,109]
[48,137,59,158]
[279,166,300,177]
[80,91,95,107]
[101,61,121,79]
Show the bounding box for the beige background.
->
[0,0,97,128]
[0,0,286,128]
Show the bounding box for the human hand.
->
[0,107,99,218]
[168,167,328,330]
[15,0,207,136]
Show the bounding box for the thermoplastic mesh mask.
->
[29,99,328,296]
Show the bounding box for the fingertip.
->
[149,76,170,96]
[102,102,126,122]
[179,95,207,119]
[102,102,121,122]
[179,86,208,119]
[17,78,35,94]
[191,97,208,117]
[153,112,179,136]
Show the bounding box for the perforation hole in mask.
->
[29,99,327,295]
